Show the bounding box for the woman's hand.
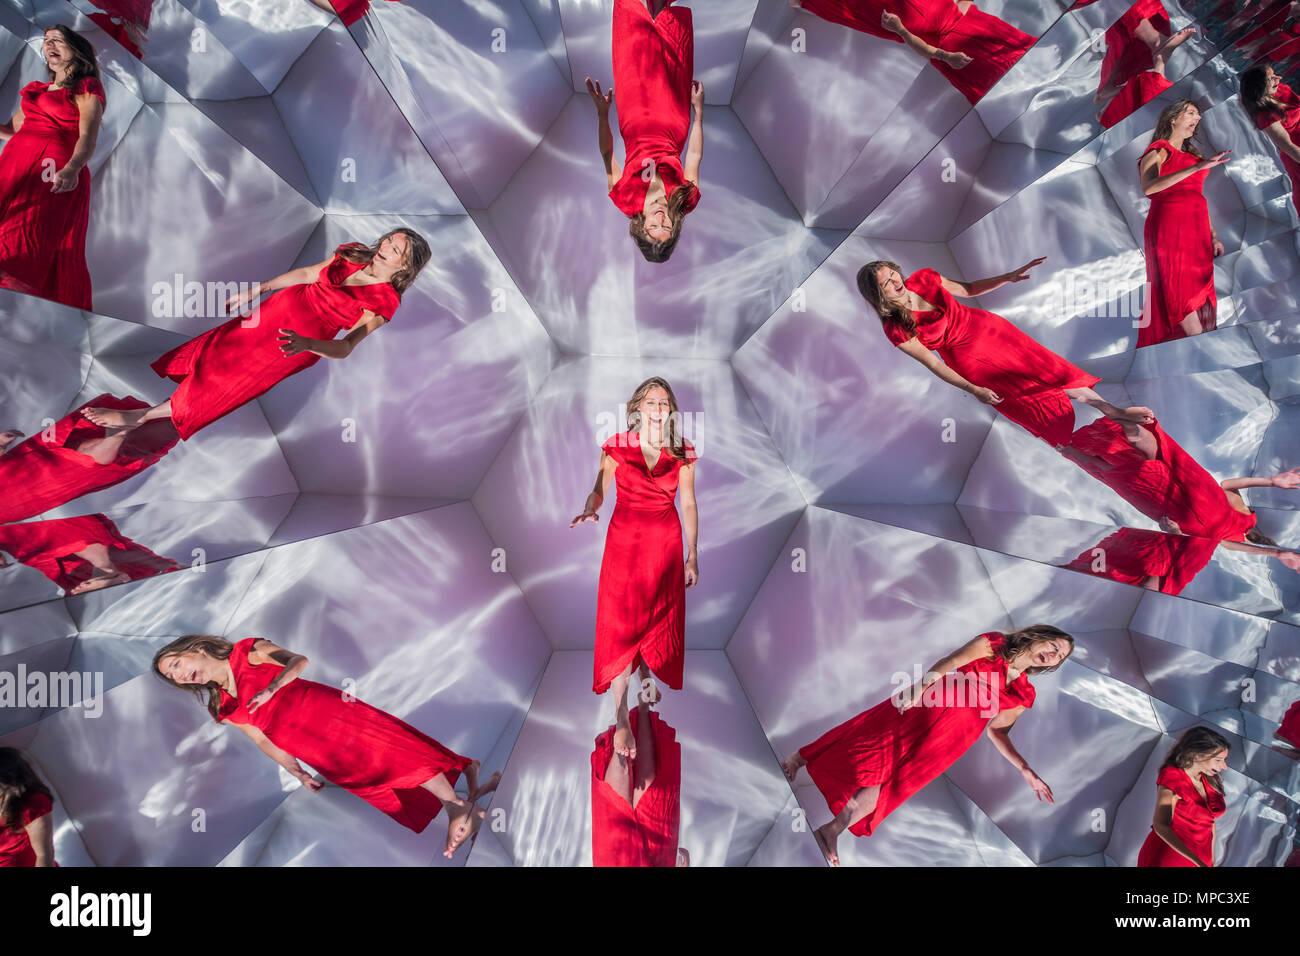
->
[942,50,973,69]
[690,80,705,112]
[50,165,80,193]
[584,77,613,116]
[1005,256,1046,282]
[569,510,599,528]
[1270,466,1300,489]
[225,286,261,315]
[972,386,1003,405]
[1211,237,1225,257]
[278,329,310,356]
[685,554,699,588]
[1022,767,1054,803]
[247,686,277,713]
[881,11,903,33]
[1158,516,1183,534]
[295,769,323,792]
[1199,150,1231,171]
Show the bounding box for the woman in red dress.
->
[1241,65,1300,218]
[591,663,688,867]
[571,377,698,744]
[153,634,500,855]
[79,230,430,440]
[0,395,179,524]
[1136,726,1228,867]
[859,259,1155,449]
[0,26,105,310]
[0,748,56,867]
[790,1,1036,104]
[1063,418,1300,542]
[0,513,178,595]
[1094,2,1196,129]
[1137,100,1231,347]
[782,626,1073,866]
[586,0,703,263]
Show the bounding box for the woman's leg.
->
[814,784,881,866]
[80,399,171,431]
[780,751,806,782]
[1064,386,1154,424]
[630,680,658,802]
[67,543,129,594]
[420,770,485,858]
[611,656,639,758]
[71,428,132,465]
[1122,421,1159,459]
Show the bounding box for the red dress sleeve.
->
[680,440,698,464]
[1155,764,1189,796]
[1140,138,1175,166]
[601,432,627,461]
[74,76,106,105]
[882,318,913,347]
[19,791,53,827]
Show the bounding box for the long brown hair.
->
[1240,65,1285,124]
[1162,726,1229,794]
[0,748,52,832]
[152,634,235,722]
[337,228,431,295]
[44,25,100,87]
[625,376,692,463]
[858,260,916,337]
[628,184,692,263]
[994,624,1075,676]
[1149,98,1205,158]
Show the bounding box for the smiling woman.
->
[152,634,500,857]
[0,25,104,310]
[76,230,431,440]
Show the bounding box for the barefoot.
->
[444,803,486,858]
[814,824,840,866]
[68,570,130,595]
[1155,26,1196,59]
[780,752,803,783]
[81,407,145,430]
[614,712,636,759]
[1112,405,1154,425]
[468,770,502,804]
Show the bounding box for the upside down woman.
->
[783,626,1073,865]
[154,634,499,856]
[859,258,1154,449]
[587,0,703,263]
[81,230,430,440]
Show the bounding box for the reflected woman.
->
[0,748,56,867]
[0,396,179,524]
[789,1,1035,105]
[587,0,703,263]
[591,661,687,867]
[1137,99,1230,347]
[80,231,430,440]
[0,26,105,310]
[1094,2,1196,129]
[0,513,178,595]
[1136,726,1228,867]
[1240,64,1300,218]
[571,377,698,750]
[1063,416,1300,543]
[859,259,1154,450]
[154,635,499,856]
[783,626,1072,866]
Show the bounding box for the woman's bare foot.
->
[814,824,839,866]
[1154,26,1196,60]
[443,802,486,858]
[468,770,502,804]
[68,570,130,595]
[1110,405,1155,425]
[614,706,636,759]
[780,752,804,782]
[81,407,146,430]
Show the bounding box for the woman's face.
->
[1173,104,1201,137]
[638,387,672,432]
[372,232,410,277]
[644,199,672,243]
[875,266,907,306]
[43,31,71,72]
[1192,747,1229,776]
[157,650,213,687]
[1024,637,1071,669]
[1265,66,1281,95]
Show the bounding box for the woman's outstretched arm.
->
[985,706,1054,803]
[684,81,704,183]
[896,336,1001,405]
[1140,148,1230,196]
[679,458,698,586]
[230,721,322,791]
[571,451,618,527]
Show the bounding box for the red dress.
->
[608,0,701,218]
[1251,81,1300,219]
[1099,0,1169,93]
[151,243,400,440]
[330,0,401,26]
[1138,139,1216,348]
[218,638,470,833]
[1136,765,1224,866]
[798,0,1035,104]
[591,709,681,866]
[0,791,53,867]
[800,632,1036,837]
[1067,418,1257,541]
[1278,700,1300,749]
[0,76,105,310]
[1100,71,1173,129]
[88,0,152,59]
[1061,527,1219,595]
[593,430,697,694]
[885,267,1100,447]
[0,395,179,525]
[0,514,178,591]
